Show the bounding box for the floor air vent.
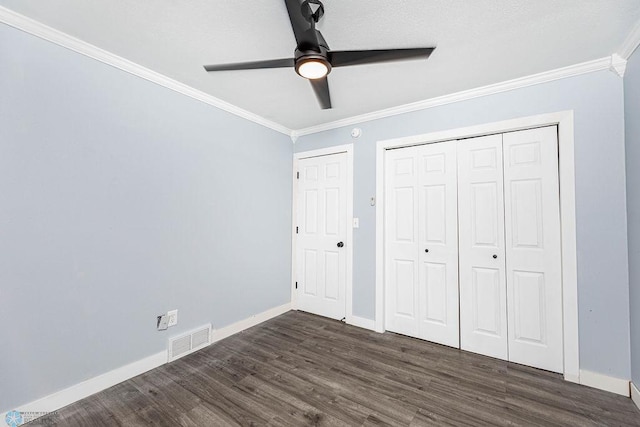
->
[167,324,212,362]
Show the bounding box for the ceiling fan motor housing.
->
[294,32,332,78]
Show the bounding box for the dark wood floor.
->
[30,311,640,426]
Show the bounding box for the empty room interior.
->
[3,0,640,425]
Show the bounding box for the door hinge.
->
[296,171,299,179]
[295,282,298,289]
[296,226,299,234]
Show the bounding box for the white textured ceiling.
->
[2,0,639,130]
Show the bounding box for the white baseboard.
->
[579,369,630,397]
[2,350,166,424]
[631,382,640,411]
[563,373,580,384]
[347,315,376,331]
[2,302,292,425]
[211,302,291,343]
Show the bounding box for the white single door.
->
[295,152,348,320]
[458,134,508,360]
[385,142,459,347]
[503,126,563,373]
[416,141,460,347]
[385,146,420,336]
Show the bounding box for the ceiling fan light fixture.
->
[203,0,435,109]
[296,58,330,79]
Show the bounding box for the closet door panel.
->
[417,141,459,347]
[504,126,563,373]
[385,147,420,336]
[458,134,508,360]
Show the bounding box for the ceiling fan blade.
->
[309,77,332,109]
[329,48,435,68]
[284,0,322,49]
[204,58,294,72]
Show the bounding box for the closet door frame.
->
[375,110,579,383]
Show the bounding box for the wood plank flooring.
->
[29,311,640,426]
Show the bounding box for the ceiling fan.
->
[203,0,435,109]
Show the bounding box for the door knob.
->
[425,249,429,253]
[493,254,498,259]
[337,242,344,248]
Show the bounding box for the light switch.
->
[353,218,360,228]
[157,315,169,331]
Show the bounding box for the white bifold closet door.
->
[385,141,460,347]
[457,134,508,360]
[384,126,562,373]
[502,126,563,373]
[458,127,563,373]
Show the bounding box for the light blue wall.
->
[625,46,640,387]
[0,24,292,411]
[295,70,630,379]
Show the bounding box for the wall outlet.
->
[167,309,178,327]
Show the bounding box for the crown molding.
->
[2,5,633,142]
[0,6,293,137]
[293,56,614,138]
[618,17,640,60]
[609,53,627,77]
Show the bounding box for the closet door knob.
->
[337,242,344,248]
[493,254,498,259]
[425,249,429,253]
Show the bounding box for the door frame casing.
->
[292,144,354,322]
[375,111,579,383]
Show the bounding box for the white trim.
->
[2,351,167,423]
[347,315,376,332]
[609,54,628,78]
[1,302,292,423]
[294,57,613,137]
[290,130,301,143]
[563,373,580,384]
[0,6,292,137]
[556,113,580,384]
[290,161,299,310]
[293,144,354,159]
[211,303,291,343]
[579,370,630,397]
[5,1,635,141]
[4,2,634,141]
[345,147,355,324]
[619,18,640,60]
[291,163,299,310]
[631,382,640,410]
[292,144,354,321]
[374,140,386,333]
[375,111,580,380]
